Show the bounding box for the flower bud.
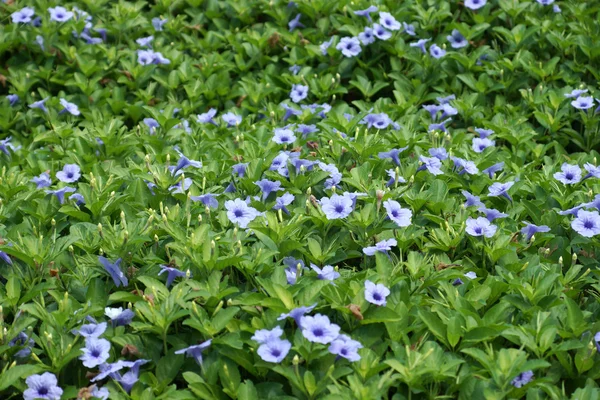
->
[558,256,563,266]
[572,253,577,263]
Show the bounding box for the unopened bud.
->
[51,219,56,227]
[572,253,577,263]
[558,256,563,265]
[293,355,300,365]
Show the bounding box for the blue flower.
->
[383,200,412,227]
[273,193,295,215]
[225,199,260,228]
[472,138,495,153]
[152,17,168,31]
[488,181,515,201]
[564,89,588,99]
[281,103,302,121]
[511,371,534,388]
[143,118,159,133]
[328,334,362,361]
[417,155,443,175]
[158,265,188,287]
[378,147,408,166]
[475,127,494,138]
[255,179,283,201]
[56,164,81,183]
[428,147,448,160]
[336,37,362,57]
[583,163,600,179]
[465,0,487,10]
[232,162,249,178]
[554,163,581,184]
[300,314,341,344]
[190,193,219,209]
[571,96,595,110]
[72,322,107,338]
[297,124,318,138]
[447,29,468,48]
[257,338,292,363]
[320,194,353,220]
[290,84,309,103]
[70,193,85,206]
[521,222,550,241]
[80,338,111,368]
[379,12,401,31]
[429,44,446,59]
[169,178,193,194]
[320,37,335,55]
[278,304,317,326]
[372,24,392,40]
[289,65,301,75]
[99,256,128,287]
[136,36,154,48]
[251,326,283,344]
[222,112,242,127]
[105,307,135,327]
[423,104,441,120]
[358,27,376,45]
[273,128,297,144]
[461,190,484,207]
[402,22,416,36]
[7,94,19,106]
[466,217,497,237]
[0,137,18,155]
[46,187,76,204]
[364,280,390,306]
[410,38,430,54]
[311,264,340,281]
[48,6,73,22]
[9,331,34,358]
[452,157,479,175]
[353,6,378,22]
[571,210,600,237]
[363,239,396,256]
[175,340,212,366]
[197,108,218,125]
[288,14,304,31]
[428,118,451,132]
[478,207,508,222]
[29,97,49,113]
[436,94,456,104]
[12,7,35,24]
[24,373,63,400]
[482,162,504,178]
[282,257,306,284]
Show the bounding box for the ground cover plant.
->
[0,0,600,398]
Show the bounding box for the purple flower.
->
[472,138,495,153]
[143,118,159,133]
[417,155,443,175]
[372,24,392,40]
[49,6,74,22]
[564,89,588,99]
[521,222,550,241]
[12,7,35,24]
[0,137,18,155]
[553,163,582,185]
[320,37,334,55]
[488,181,514,201]
[70,193,85,205]
[475,128,494,138]
[452,157,479,175]
[466,217,497,237]
[465,272,477,280]
[173,153,202,174]
[9,331,34,358]
[378,147,408,166]
[429,44,446,59]
[29,97,49,113]
[594,332,600,352]
[281,103,302,121]
[80,338,111,368]
[90,386,109,400]
[358,27,376,45]
[159,265,187,287]
[282,257,305,284]
[288,14,304,31]
[136,36,154,47]
[364,280,390,306]
[56,164,81,183]
[289,65,301,75]
[571,210,600,237]
[537,0,554,4]
[290,84,309,103]
[447,29,468,48]
[483,162,504,179]
[273,193,295,215]
[152,17,168,31]
[232,162,249,178]
[320,194,354,220]
[46,187,76,204]
[553,4,561,12]
[478,207,508,222]
[137,50,154,65]
[437,94,456,104]
[363,239,396,256]
[24,373,63,400]
[379,12,401,31]
[278,304,317,326]
[452,278,464,286]
[169,178,192,194]
[429,118,451,132]
[429,147,448,160]
[310,264,340,281]
[197,109,218,125]
[300,314,341,344]
[511,371,534,388]
[297,124,318,138]
[222,112,242,127]
[410,38,430,54]
[583,163,600,179]
[257,338,292,363]
[372,113,393,129]
[571,96,595,110]
[252,327,283,344]
[461,190,484,207]
[225,199,260,228]
[423,104,441,120]
[72,322,107,338]
[386,169,406,187]
[383,199,412,227]
[255,179,283,201]
[99,256,128,287]
[328,335,362,361]
[439,104,457,119]
[190,193,219,209]
[7,94,19,106]
[465,0,487,10]
[336,37,362,57]
[273,128,297,145]
[105,307,135,327]
[354,6,378,22]
[402,22,416,36]
[175,340,212,366]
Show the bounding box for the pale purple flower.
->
[488,181,514,201]
[571,210,600,237]
[564,89,588,99]
[439,104,458,119]
[358,27,376,45]
[289,65,301,75]
[465,0,487,10]
[159,265,187,287]
[282,257,305,284]
[320,194,353,220]
[452,278,464,286]
[423,104,441,120]
[278,304,317,326]
[410,38,430,54]
[383,200,412,227]
[281,104,302,121]
[137,50,155,65]
[300,314,341,344]
[364,280,390,306]
[379,12,401,31]
[143,118,159,134]
[583,163,600,179]
[336,37,362,57]
[553,4,561,12]
[558,204,585,216]
[521,222,550,241]
[465,271,477,280]
[232,162,249,178]
[225,198,260,228]
[0,137,18,155]
[342,191,366,210]
[297,124,318,138]
[105,307,135,327]
[447,29,468,48]
[255,179,283,201]
[483,162,504,178]
[173,153,202,174]
[478,207,508,222]
[594,332,600,352]
[24,373,63,400]
[257,338,291,363]
[320,37,334,55]
[437,94,456,104]
[429,44,446,59]
[222,112,242,127]
[363,239,396,256]
[46,187,76,204]
[402,22,416,36]
[372,24,392,40]
[80,338,111,368]
[472,138,495,153]
[273,193,295,215]
[136,36,154,47]
[29,97,49,113]
[378,147,408,166]
[311,264,340,281]
[511,371,534,388]
[152,17,167,31]
[112,359,149,393]
[175,340,212,366]
[56,164,81,183]
[461,190,484,207]
[428,147,448,160]
[429,118,451,132]
[12,7,35,24]
[328,335,362,361]
[169,178,192,194]
[354,6,378,22]
[99,256,127,287]
[273,128,297,144]
[537,0,554,4]
[197,108,218,125]
[452,157,479,175]
[571,96,595,110]
[49,6,73,22]
[554,163,582,185]
[251,327,283,344]
[190,193,219,209]
[417,155,443,175]
[288,14,304,31]
[70,193,85,205]
[475,128,494,138]
[372,113,393,129]
[290,84,309,103]
[9,331,34,358]
[72,322,107,338]
[7,94,19,106]
[90,386,109,400]
[386,169,406,187]
[466,217,497,237]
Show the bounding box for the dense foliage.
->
[1,0,600,399]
